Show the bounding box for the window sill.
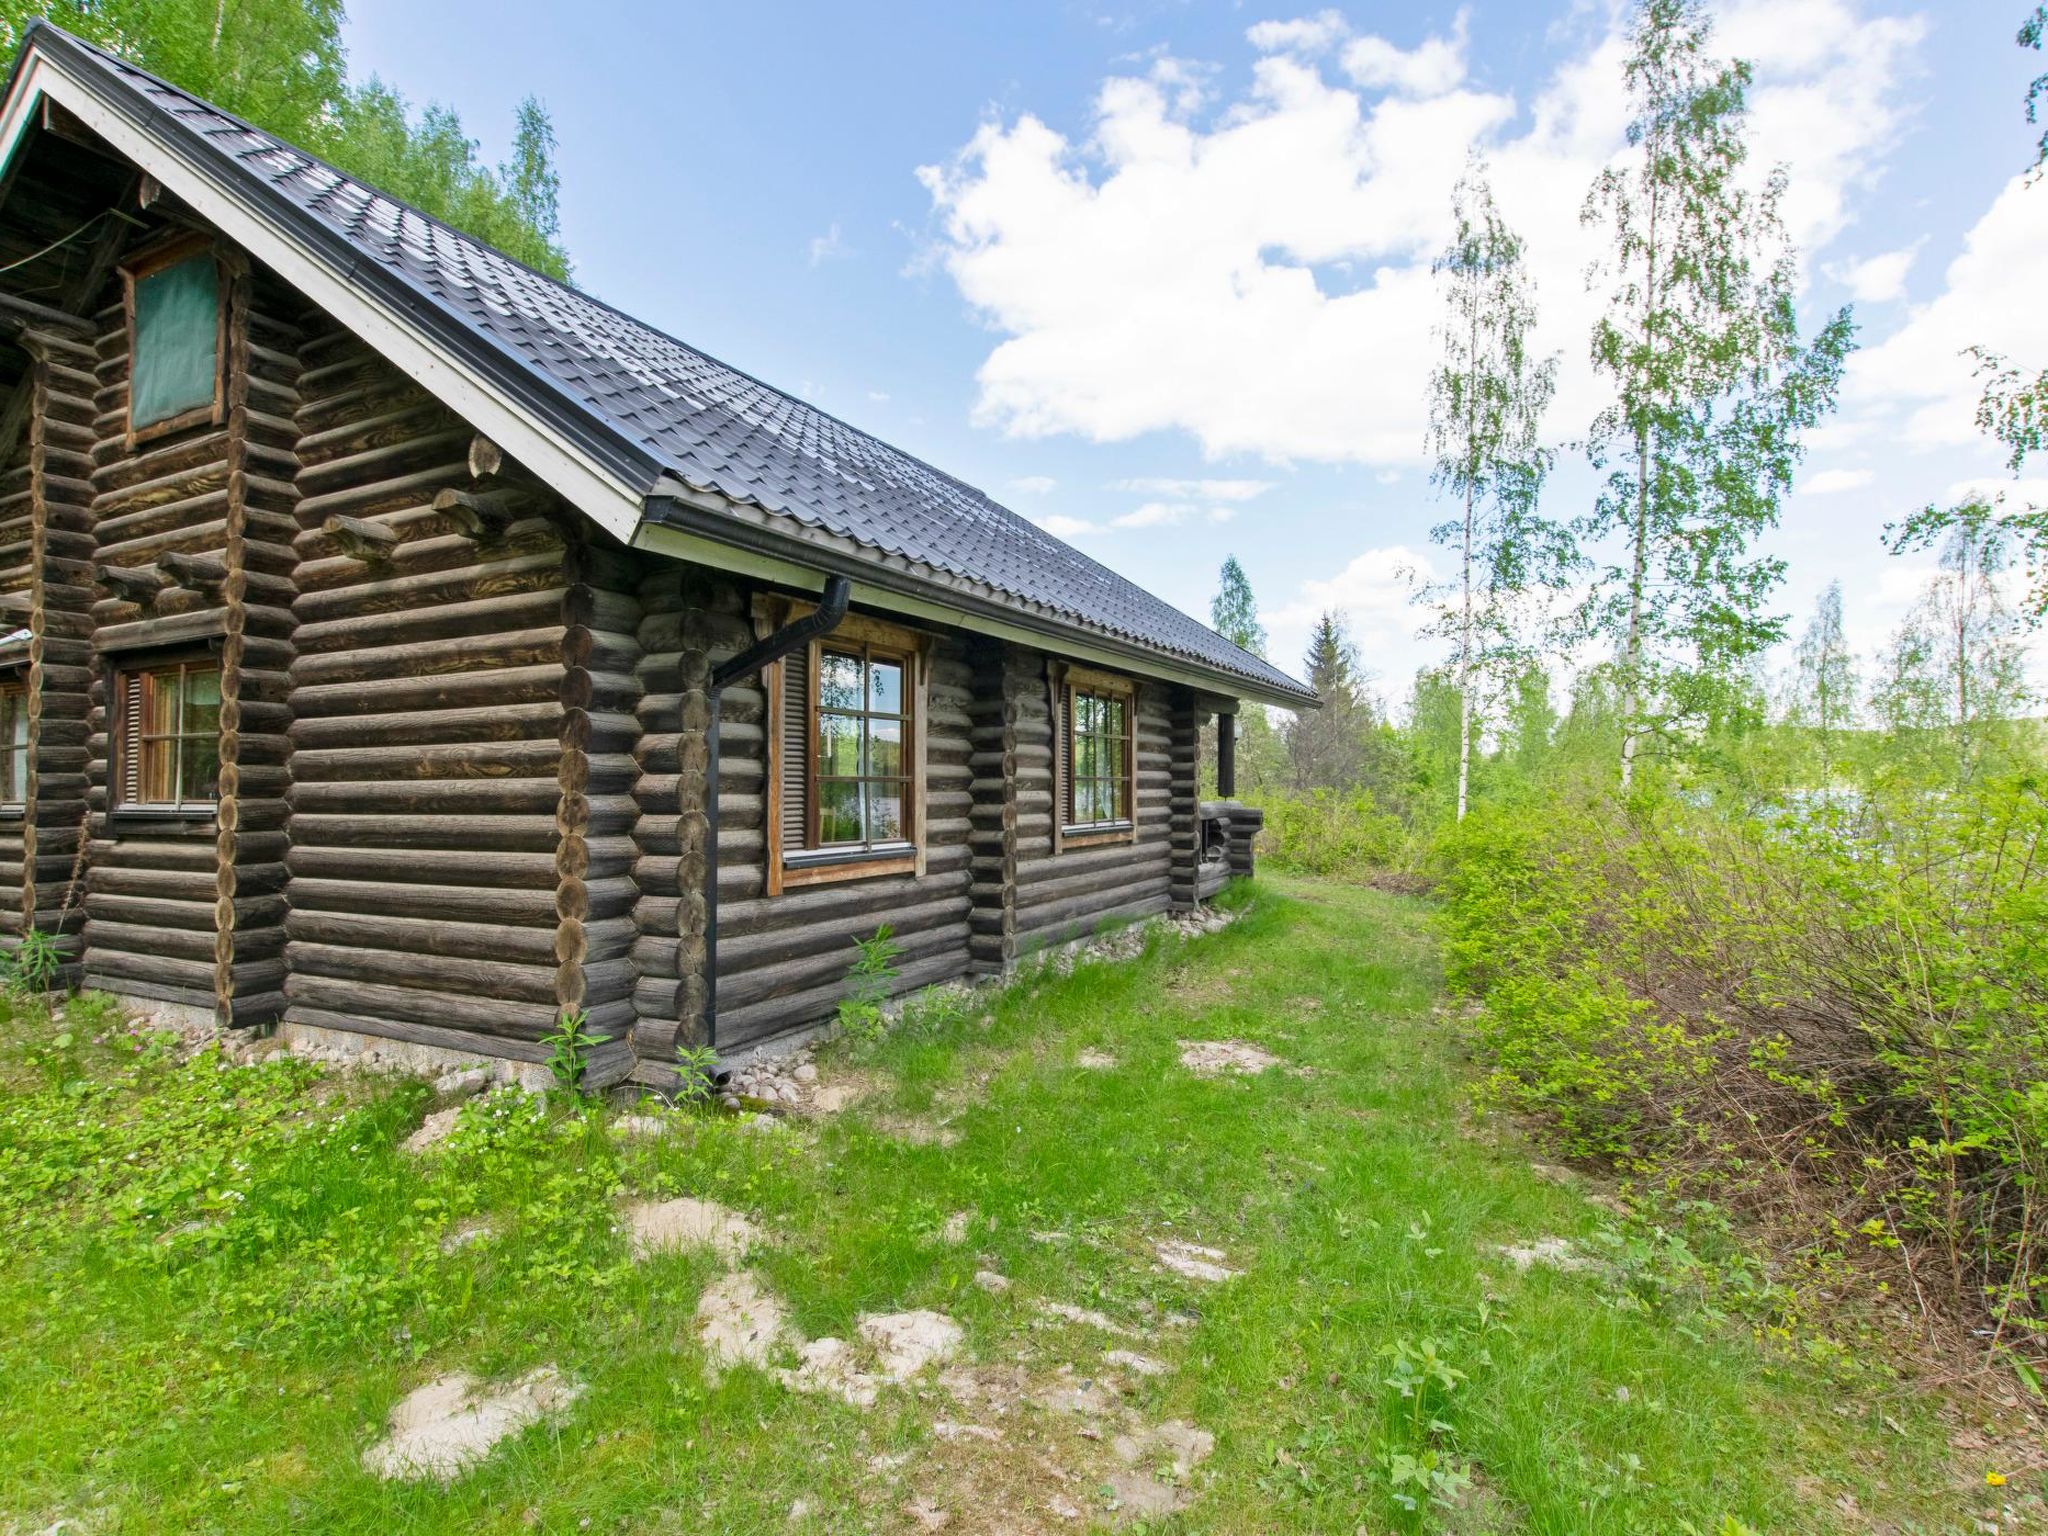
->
[779,845,919,890]
[1062,821,1136,849]
[109,807,219,837]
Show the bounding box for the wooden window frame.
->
[0,679,25,811]
[1052,662,1138,851]
[112,650,223,818]
[763,604,930,894]
[119,233,227,451]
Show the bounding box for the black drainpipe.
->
[700,575,851,1055]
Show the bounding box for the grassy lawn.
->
[0,879,2006,1533]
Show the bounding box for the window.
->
[115,658,221,811]
[122,239,225,445]
[811,644,912,850]
[0,684,24,806]
[1052,665,1138,849]
[765,604,925,892]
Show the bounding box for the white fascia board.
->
[0,55,647,544]
[631,519,1277,710]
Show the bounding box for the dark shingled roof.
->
[25,25,1312,703]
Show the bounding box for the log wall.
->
[0,324,96,971]
[0,192,1246,1069]
[709,621,977,1052]
[1010,667,1178,954]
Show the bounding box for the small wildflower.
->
[1987,1471,2007,1487]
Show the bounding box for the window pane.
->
[1103,697,1125,738]
[865,783,904,842]
[868,659,902,714]
[178,731,220,803]
[1107,776,1126,820]
[131,256,220,430]
[818,650,862,712]
[868,719,902,777]
[817,779,862,844]
[141,738,174,803]
[1074,728,1097,781]
[181,668,221,734]
[819,711,863,776]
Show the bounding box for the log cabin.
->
[0,23,1313,1086]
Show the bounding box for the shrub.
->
[1251,788,1412,876]
[1439,769,2048,1345]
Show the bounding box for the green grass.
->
[0,880,2000,1533]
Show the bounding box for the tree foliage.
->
[1210,555,1267,657]
[1579,0,1853,786]
[0,0,571,280]
[1287,612,1376,793]
[1425,157,1568,820]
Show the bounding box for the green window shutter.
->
[130,256,220,432]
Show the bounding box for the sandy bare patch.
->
[1106,1420,1216,1522]
[1102,1349,1168,1378]
[1498,1236,1602,1274]
[938,1210,973,1245]
[1153,1239,1240,1283]
[438,1218,495,1255]
[864,1310,965,1378]
[624,1197,762,1263]
[1034,1300,1144,1339]
[611,1112,673,1138]
[695,1270,788,1376]
[361,1367,583,1482]
[401,1105,464,1154]
[872,1113,964,1148]
[1075,1049,1117,1070]
[973,1269,1012,1295]
[1176,1039,1283,1076]
[779,1308,965,1408]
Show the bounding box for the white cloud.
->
[1824,241,1921,303]
[1849,174,2048,450]
[1106,499,1245,530]
[917,0,1925,469]
[1266,544,1439,687]
[1942,475,2048,510]
[808,223,851,265]
[1801,467,1875,495]
[1246,10,1347,56]
[866,389,891,403]
[1112,500,1185,529]
[1341,11,1470,98]
[1109,476,1275,500]
[1007,475,1059,496]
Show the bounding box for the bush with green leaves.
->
[1439,768,2048,1343]
[835,923,904,1048]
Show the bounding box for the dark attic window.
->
[121,238,225,447]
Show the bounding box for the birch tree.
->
[1425,159,1565,821]
[1581,0,1854,787]
[1780,580,1857,797]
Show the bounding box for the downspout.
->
[700,575,851,1055]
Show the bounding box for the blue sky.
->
[343,0,2043,704]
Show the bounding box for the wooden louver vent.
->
[118,672,142,804]
[780,645,809,851]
